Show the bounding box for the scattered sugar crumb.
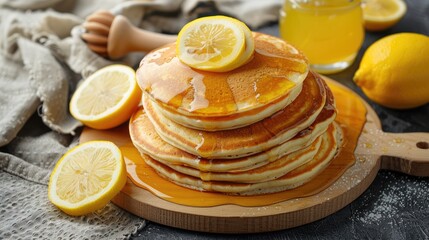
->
[352,171,429,225]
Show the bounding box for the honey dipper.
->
[82,10,177,59]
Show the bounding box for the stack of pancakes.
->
[131,33,341,195]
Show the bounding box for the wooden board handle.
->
[378,132,429,176]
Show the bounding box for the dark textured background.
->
[133,1,429,239]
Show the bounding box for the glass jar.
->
[279,0,364,74]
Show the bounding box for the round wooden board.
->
[80,78,429,233]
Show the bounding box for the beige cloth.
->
[0,0,281,239]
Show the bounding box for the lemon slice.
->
[223,18,255,71]
[48,141,127,216]
[70,64,142,130]
[362,0,407,31]
[176,15,248,72]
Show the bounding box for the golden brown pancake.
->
[136,33,309,130]
[142,123,342,195]
[142,71,329,159]
[129,81,335,172]
[154,134,322,183]
[152,82,303,131]
[130,108,332,173]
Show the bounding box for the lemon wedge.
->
[48,141,127,216]
[70,64,141,130]
[362,0,407,31]
[177,15,253,72]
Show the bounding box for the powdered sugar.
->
[352,171,429,226]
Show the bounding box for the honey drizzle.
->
[121,81,367,207]
[136,33,307,116]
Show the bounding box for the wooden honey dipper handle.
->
[108,15,177,59]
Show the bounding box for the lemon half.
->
[363,0,407,31]
[70,64,141,130]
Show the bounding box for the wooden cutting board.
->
[80,78,429,233]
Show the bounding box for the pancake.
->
[154,132,323,183]
[136,32,309,130]
[142,123,342,195]
[129,83,335,172]
[143,71,330,159]
[152,82,303,131]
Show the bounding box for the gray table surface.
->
[133,1,429,239]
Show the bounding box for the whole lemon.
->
[354,33,429,109]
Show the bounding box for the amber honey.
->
[136,33,308,116]
[117,80,367,207]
